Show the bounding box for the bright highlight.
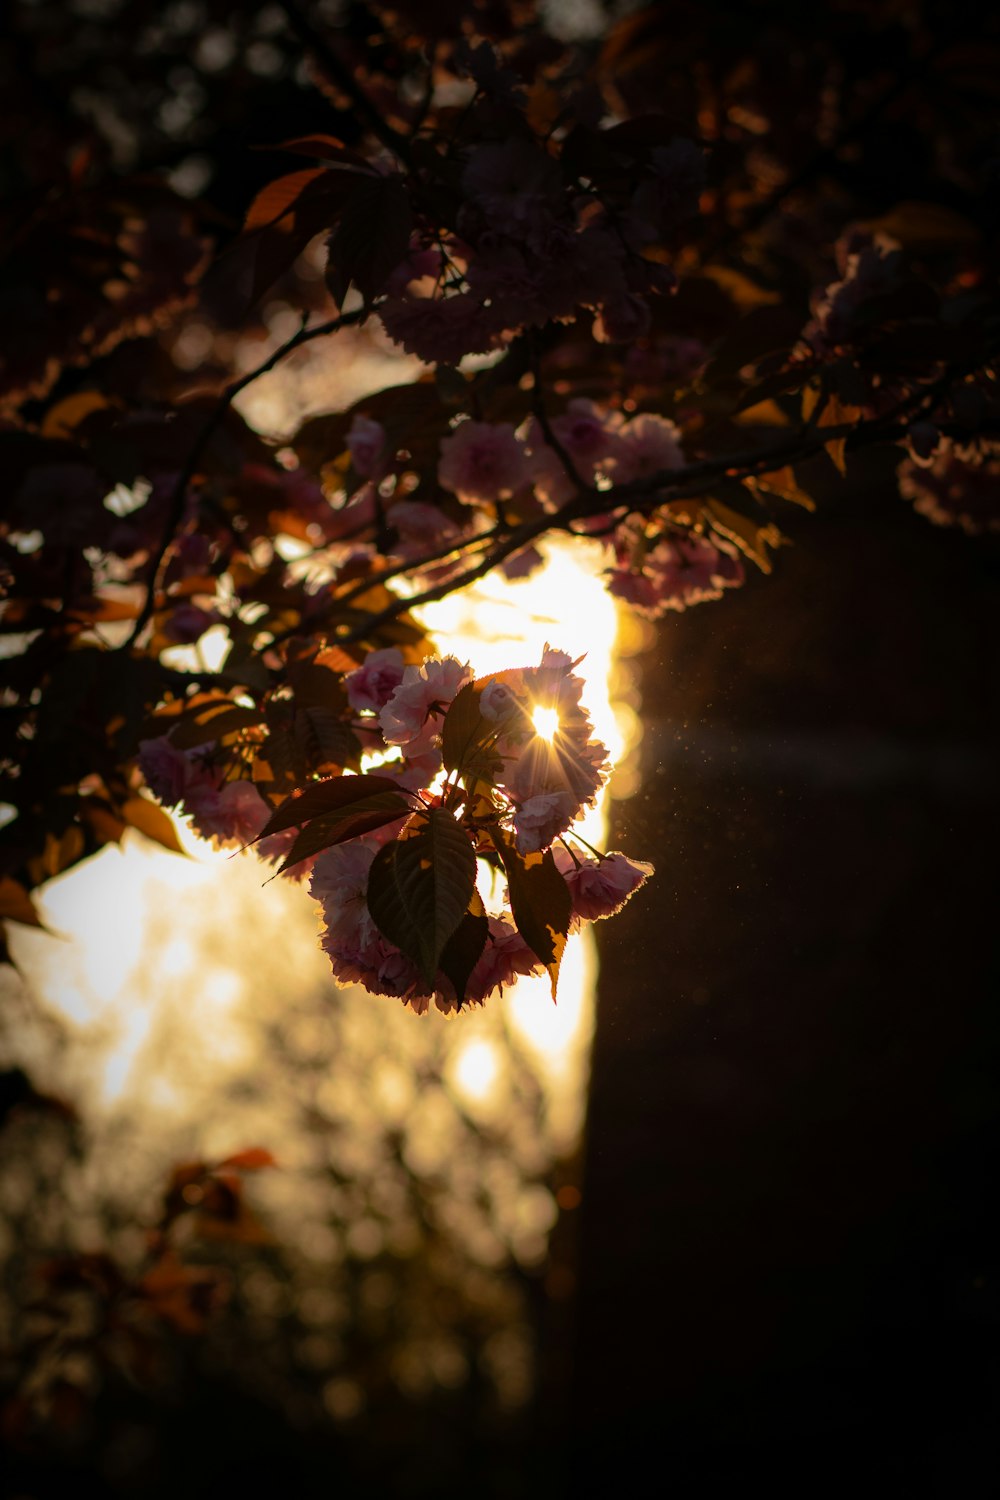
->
[532,705,560,741]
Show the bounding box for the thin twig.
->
[123,308,364,648]
[278,0,413,166]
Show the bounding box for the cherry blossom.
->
[606,413,685,483]
[898,440,1000,534]
[344,647,406,713]
[438,420,533,507]
[553,847,655,922]
[606,534,745,617]
[379,655,474,746]
[185,779,269,848]
[345,415,390,481]
[464,916,543,1003]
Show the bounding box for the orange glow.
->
[532,705,560,741]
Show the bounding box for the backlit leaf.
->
[218,1147,276,1170]
[120,796,186,853]
[705,499,782,573]
[256,773,412,839]
[438,892,489,1008]
[274,794,411,874]
[168,701,263,749]
[0,877,45,928]
[441,682,502,782]
[750,465,816,511]
[264,135,373,170]
[494,832,571,1000]
[243,168,327,231]
[367,810,476,985]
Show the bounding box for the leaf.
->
[702,265,781,310]
[80,799,127,846]
[26,827,86,884]
[366,810,476,986]
[291,381,445,473]
[273,795,412,874]
[120,796,186,853]
[293,705,361,772]
[437,892,489,1008]
[167,699,264,749]
[494,832,571,1000]
[325,174,414,308]
[441,682,502,783]
[262,135,373,170]
[750,465,815,511]
[0,877,44,928]
[41,391,113,439]
[217,1147,276,1171]
[862,201,981,255]
[704,499,782,573]
[257,772,412,839]
[243,168,328,231]
[800,386,861,476]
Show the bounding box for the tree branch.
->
[278,0,413,167]
[123,308,364,649]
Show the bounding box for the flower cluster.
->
[377,131,700,367]
[897,439,1000,535]
[137,735,313,876]
[606,533,745,617]
[138,737,268,847]
[300,646,650,1014]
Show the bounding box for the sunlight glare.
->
[532,705,560,741]
[451,1039,501,1104]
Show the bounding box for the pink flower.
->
[475,648,609,850]
[604,566,664,614]
[139,735,196,806]
[524,400,625,505]
[311,841,434,1005]
[378,292,501,366]
[385,500,459,558]
[464,243,554,331]
[606,534,744,617]
[464,915,543,1002]
[606,413,684,483]
[344,647,405,713]
[310,840,381,949]
[384,244,446,298]
[553,847,654,922]
[392,742,444,793]
[346,415,390,481]
[479,680,518,724]
[186,779,269,848]
[379,655,473,746]
[806,232,901,352]
[898,438,1000,534]
[512,790,578,854]
[438,420,532,506]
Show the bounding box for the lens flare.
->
[532,705,560,741]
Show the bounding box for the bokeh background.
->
[2,1,998,1495]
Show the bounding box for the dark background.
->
[576,465,999,1494]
